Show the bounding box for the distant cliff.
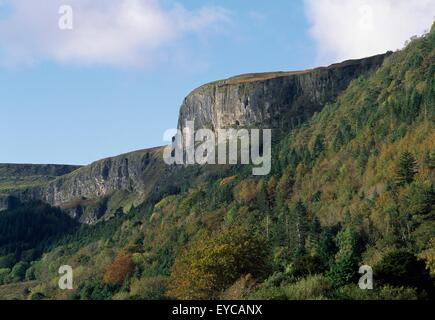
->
[178,53,388,132]
[0,163,81,212]
[2,147,169,223]
[0,53,390,223]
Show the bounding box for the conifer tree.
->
[395,151,418,185]
[288,200,308,256]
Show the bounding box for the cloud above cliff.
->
[304,0,435,64]
[0,0,230,67]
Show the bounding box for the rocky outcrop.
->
[6,147,166,208]
[0,53,390,222]
[178,53,389,132]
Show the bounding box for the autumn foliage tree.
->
[102,251,135,285]
[168,226,270,299]
[233,179,258,205]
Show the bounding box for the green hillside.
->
[0,23,434,300]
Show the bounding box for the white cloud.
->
[304,0,435,64]
[0,0,230,67]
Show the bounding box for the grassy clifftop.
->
[0,164,81,192]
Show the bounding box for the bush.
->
[282,275,332,300]
[0,268,11,285]
[0,254,16,269]
[72,278,119,300]
[335,284,419,300]
[30,292,45,300]
[290,255,325,278]
[249,275,332,300]
[25,266,36,281]
[248,286,287,300]
[10,262,28,282]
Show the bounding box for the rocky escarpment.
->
[1,54,390,223]
[178,53,389,132]
[0,164,81,211]
[5,146,230,224]
[3,147,170,222]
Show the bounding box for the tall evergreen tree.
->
[288,200,308,256]
[327,227,359,288]
[395,151,418,186]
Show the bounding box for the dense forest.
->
[0,23,434,300]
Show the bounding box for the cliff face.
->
[178,54,388,132]
[1,53,389,223]
[0,164,81,211]
[5,146,230,223]
[4,147,168,222]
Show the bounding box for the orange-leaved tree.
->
[102,251,135,285]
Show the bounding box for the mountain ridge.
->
[0,53,390,222]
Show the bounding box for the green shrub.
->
[10,262,28,282]
[248,286,287,300]
[0,254,16,269]
[0,268,11,285]
[282,275,332,300]
[30,292,45,300]
[290,255,325,278]
[335,284,419,300]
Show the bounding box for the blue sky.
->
[0,0,433,165]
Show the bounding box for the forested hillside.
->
[0,23,434,300]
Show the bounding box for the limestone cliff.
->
[0,53,390,223]
[178,54,388,132]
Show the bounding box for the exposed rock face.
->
[0,53,389,222]
[6,147,166,210]
[178,54,388,132]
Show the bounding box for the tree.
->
[316,227,339,268]
[375,250,434,296]
[423,150,435,170]
[266,176,277,208]
[102,251,135,285]
[168,226,270,299]
[327,227,359,288]
[0,268,10,285]
[288,201,308,256]
[255,179,269,213]
[129,276,168,300]
[291,255,325,278]
[312,134,325,158]
[233,179,258,205]
[395,151,418,186]
[10,261,28,282]
[276,169,294,209]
